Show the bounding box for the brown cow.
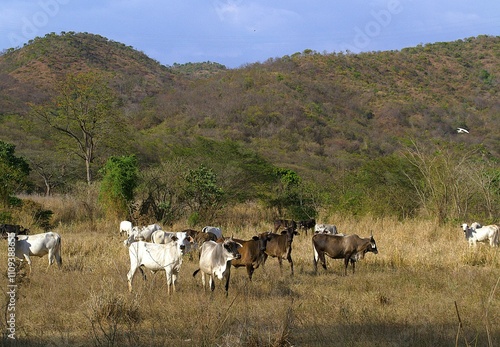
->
[231,232,272,280]
[262,226,299,275]
[312,233,378,275]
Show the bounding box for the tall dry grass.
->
[1,198,499,346]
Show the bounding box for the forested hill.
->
[0,32,498,195]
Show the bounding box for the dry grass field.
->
[1,201,499,347]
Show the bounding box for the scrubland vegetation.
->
[0,32,499,346]
[1,198,499,347]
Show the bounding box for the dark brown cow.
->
[298,219,316,235]
[273,219,297,233]
[312,233,378,275]
[0,224,29,239]
[262,227,299,275]
[231,232,272,280]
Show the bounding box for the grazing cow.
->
[262,227,299,275]
[202,226,223,240]
[461,223,499,247]
[231,232,272,280]
[312,233,378,275]
[1,224,29,238]
[127,237,190,295]
[119,220,133,236]
[273,219,297,233]
[314,224,338,234]
[192,238,242,296]
[12,232,62,274]
[298,219,316,235]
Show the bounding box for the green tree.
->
[30,71,118,184]
[0,141,30,206]
[183,165,224,224]
[137,159,188,225]
[99,155,138,219]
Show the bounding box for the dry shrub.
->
[85,280,141,347]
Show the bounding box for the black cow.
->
[0,224,29,239]
[298,219,316,235]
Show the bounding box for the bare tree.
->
[30,71,117,184]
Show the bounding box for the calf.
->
[262,227,299,275]
[12,232,62,274]
[298,219,316,235]
[312,233,378,275]
[461,223,499,247]
[127,237,190,295]
[192,238,242,296]
[231,232,272,280]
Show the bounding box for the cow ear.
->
[252,236,259,241]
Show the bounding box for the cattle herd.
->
[1,218,499,297]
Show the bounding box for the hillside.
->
[0,32,499,203]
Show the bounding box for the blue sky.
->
[1,0,499,68]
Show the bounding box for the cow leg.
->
[47,250,55,271]
[224,270,231,297]
[209,275,215,292]
[23,255,32,275]
[350,259,356,274]
[165,268,174,295]
[246,265,254,281]
[287,253,294,276]
[201,272,206,291]
[127,266,137,292]
[138,266,147,281]
[343,257,350,276]
[172,272,177,293]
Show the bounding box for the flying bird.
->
[457,128,469,134]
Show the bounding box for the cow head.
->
[223,237,242,260]
[281,226,299,242]
[256,231,272,252]
[368,235,378,254]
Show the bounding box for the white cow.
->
[123,223,162,246]
[192,238,242,296]
[151,230,194,254]
[202,226,223,240]
[119,220,133,236]
[127,236,191,295]
[12,232,62,274]
[461,223,499,247]
[314,224,338,234]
